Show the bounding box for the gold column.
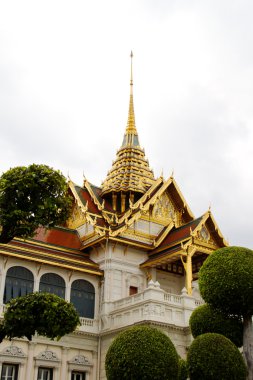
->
[181,247,196,295]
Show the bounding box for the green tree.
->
[187,333,247,380]
[199,246,253,378]
[0,292,80,341]
[0,164,72,243]
[189,304,243,347]
[105,325,179,380]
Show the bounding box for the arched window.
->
[39,273,65,299]
[70,280,95,318]
[4,266,34,304]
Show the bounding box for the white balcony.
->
[101,281,204,331]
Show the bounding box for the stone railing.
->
[78,317,99,333]
[101,281,202,331]
[0,303,98,334]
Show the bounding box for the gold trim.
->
[14,237,83,255]
[0,250,103,276]
[0,244,98,268]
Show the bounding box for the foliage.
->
[198,246,253,317]
[105,325,179,380]
[187,333,247,380]
[1,292,80,341]
[0,164,72,243]
[189,304,243,347]
[178,358,188,380]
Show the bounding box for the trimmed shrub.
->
[105,325,179,380]
[178,358,188,380]
[199,246,253,316]
[187,333,247,380]
[2,292,80,341]
[189,304,243,347]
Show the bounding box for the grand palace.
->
[0,54,227,380]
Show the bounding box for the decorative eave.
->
[83,178,105,211]
[0,239,103,276]
[140,210,227,269]
[168,177,194,223]
[190,209,228,247]
[67,180,107,237]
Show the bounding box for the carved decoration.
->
[66,203,86,229]
[152,193,175,222]
[1,346,25,357]
[69,355,90,365]
[37,350,59,361]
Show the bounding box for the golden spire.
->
[122,51,139,146]
[101,52,155,199]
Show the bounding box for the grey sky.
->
[0,0,252,247]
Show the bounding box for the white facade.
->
[0,241,203,380]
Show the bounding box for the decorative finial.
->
[170,169,174,178]
[130,51,133,88]
[208,204,211,212]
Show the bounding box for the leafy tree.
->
[105,325,179,380]
[0,292,80,341]
[199,246,253,378]
[189,304,243,347]
[0,164,72,243]
[187,333,247,380]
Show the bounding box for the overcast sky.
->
[0,0,252,247]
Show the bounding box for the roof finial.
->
[124,51,137,138]
[130,51,133,90]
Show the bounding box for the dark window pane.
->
[1,364,18,380]
[37,367,53,380]
[4,266,34,304]
[70,280,95,318]
[39,273,65,299]
[71,371,85,380]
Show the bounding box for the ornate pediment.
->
[152,193,176,224]
[1,346,25,357]
[36,350,59,362]
[66,202,87,229]
[69,355,91,366]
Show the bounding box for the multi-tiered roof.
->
[101,52,155,201]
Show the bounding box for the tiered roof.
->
[101,52,155,196]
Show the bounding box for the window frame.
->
[4,266,34,304]
[71,370,86,380]
[1,363,18,380]
[37,366,53,380]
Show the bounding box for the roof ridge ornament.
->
[125,50,138,140]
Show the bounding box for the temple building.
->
[0,54,227,380]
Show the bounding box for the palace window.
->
[70,280,95,318]
[39,273,65,299]
[37,367,53,380]
[71,371,85,380]
[1,364,18,380]
[4,266,34,304]
[129,286,138,296]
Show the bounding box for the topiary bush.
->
[178,358,188,380]
[198,247,253,317]
[187,333,247,380]
[1,292,80,341]
[198,246,253,376]
[105,325,179,380]
[189,304,243,347]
